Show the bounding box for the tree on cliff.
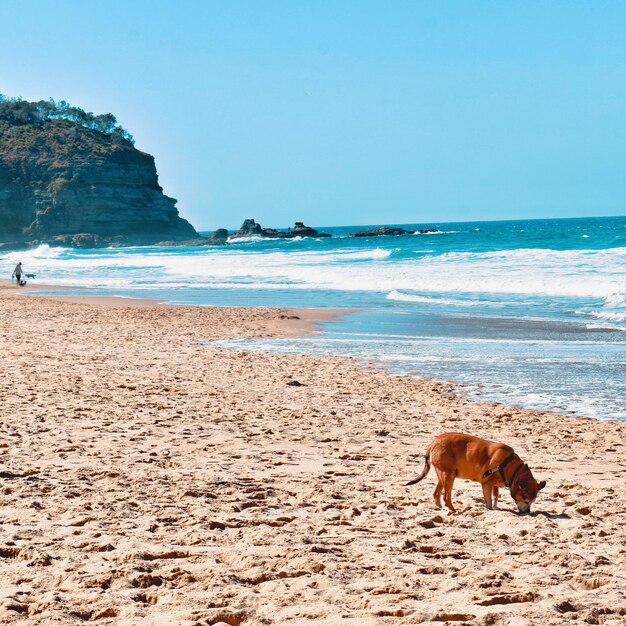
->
[0,95,134,144]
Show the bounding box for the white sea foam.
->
[604,293,626,307]
[577,292,626,324]
[585,322,626,331]
[413,229,458,235]
[6,244,66,262]
[2,243,625,300]
[587,311,626,322]
[226,235,265,243]
[339,247,392,260]
[194,246,622,298]
[386,290,485,306]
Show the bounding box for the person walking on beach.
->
[12,262,24,286]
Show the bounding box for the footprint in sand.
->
[476,592,539,606]
[432,613,476,622]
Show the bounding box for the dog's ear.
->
[538,480,546,491]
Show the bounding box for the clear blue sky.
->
[1,1,625,230]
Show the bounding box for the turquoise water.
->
[5,216,625,420]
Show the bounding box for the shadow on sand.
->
[0,471,40,481]
[530,510,570,520]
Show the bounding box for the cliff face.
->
[0,112,198,246]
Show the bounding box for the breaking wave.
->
[2,244,625,300]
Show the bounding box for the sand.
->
[0,285,624,625]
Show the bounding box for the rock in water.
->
[350,226,440,237]
[233,219,266,237]
[291,221,331,237]
[230,219,331,239]
[0,97,199,247]
[206,228,229,243]
[350,227,411,237]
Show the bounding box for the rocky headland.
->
[0,98,331,250]
[0,96,199,249]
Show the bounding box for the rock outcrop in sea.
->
[206,228,229,244]
[0,96,199,248]
[229,219,331,239]
[350,226,438,237]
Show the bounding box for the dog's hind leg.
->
[440,470,456,512]
[481,482,493,510]
[492,486,500,510]
[433,479,443,509]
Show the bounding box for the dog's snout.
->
[517,501,532,514]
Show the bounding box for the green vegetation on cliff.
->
[0,95,134,142]
[0,95,136,167]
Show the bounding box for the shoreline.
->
[4,278,622,423]
[1,286,625,624]
[1,278,357,335]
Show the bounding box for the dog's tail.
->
[406,454,431,486]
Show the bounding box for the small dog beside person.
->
[12,262,35,286]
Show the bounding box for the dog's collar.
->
[483,452,523,488]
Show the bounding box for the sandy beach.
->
[0,285,624,626]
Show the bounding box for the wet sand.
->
[0,285,624,625]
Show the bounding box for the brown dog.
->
[407,432,546,513]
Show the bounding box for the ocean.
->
[4,216,625,421]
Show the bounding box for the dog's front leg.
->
[481,482,493,510]
[492,486,500,510]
